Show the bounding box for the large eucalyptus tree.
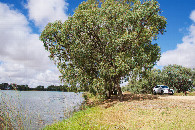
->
[40,0,166,100]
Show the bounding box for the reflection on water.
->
[0,90,84,129]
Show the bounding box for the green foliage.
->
[35,85,44,91]
[124,65,194,94]
[0,82,71,92]
[46,85,69,91]
[40,0,166,97]
[123,68,162,93]
[161,64,193,92]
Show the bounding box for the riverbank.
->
[44,92,195,129]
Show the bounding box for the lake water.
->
[0,90,84,129]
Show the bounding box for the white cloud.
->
[0,3,62,87]
[157,10,195,69]
[26,0,69,28]
[190,10,195,22]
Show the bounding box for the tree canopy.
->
[161,64,193,92]
[40,0,167,99]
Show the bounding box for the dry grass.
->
[45,93,195,129]
[174,91,195,96]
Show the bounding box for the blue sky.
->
[157,0,195,51]
[1,0,194,51]
[0,0,195,87]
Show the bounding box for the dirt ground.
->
[159,95,195,101]
[101,94,195,109]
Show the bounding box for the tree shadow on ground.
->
[122,93,158,101]
[85,92,159,109]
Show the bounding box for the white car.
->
[153,85,174,95]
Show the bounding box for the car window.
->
[162,86,168,88]
[155,86,159,88]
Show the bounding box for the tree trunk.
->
[116,82,123,101]
[106,89,112,99]
[109,89,112,98]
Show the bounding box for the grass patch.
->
[44,93,195,129]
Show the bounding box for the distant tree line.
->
[0,83,70,92]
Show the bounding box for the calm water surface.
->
[0,90,84,129]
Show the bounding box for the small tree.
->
[40,0,166,100]
[161,64,193,92]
